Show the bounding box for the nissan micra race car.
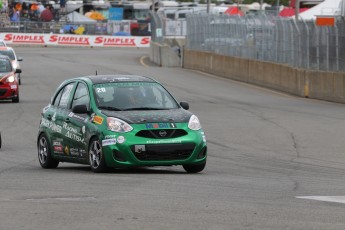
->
[0,55,21,103]
[37,75,207,173]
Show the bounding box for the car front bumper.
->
[100,128,207,168]
[0,83,18,100]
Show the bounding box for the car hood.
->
[0,72,12,79]
[101,109,192,124]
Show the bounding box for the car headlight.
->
[107,117,133,133]
[188,115,202,130]
[6,76,15,83]
[12,61,18,69]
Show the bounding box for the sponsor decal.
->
[68,112,86,122]
[53,145,63,153]
[52,141,62,146]
[70,148,80,156]
[63,122,78,134]
[117,136,125,144]
[4,34,45,44]
[52,112,56,121]
[10,85,17,89]
[82,126,85,134]
[94,37,136,46]
[146,139,182,144]
[41,118,62,133]
[65,130,84,143]
[102,138,117,146]
[49,35,90,45]
[93,115,103,125]
[64,146,69,155]
[145,123,176,129]
[79,149,86,158]
[104,134,116,139]
[140,37,150,45]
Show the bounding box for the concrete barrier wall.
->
[150,41,180,67]
[184,49,345,104]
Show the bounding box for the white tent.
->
[66,11,96,23]
[298,0,342,20]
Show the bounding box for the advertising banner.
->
[0,33,151,47]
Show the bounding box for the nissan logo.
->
[159,130,167,137]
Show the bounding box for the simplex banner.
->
[0,33,151,47]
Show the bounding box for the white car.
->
[0,47,23,85]
[0,40,7,47]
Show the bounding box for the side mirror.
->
[17,57,23,61]
[15,69,21,74]
[72,104,89,114]
[180,101,189,110]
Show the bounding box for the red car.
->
[0,55,21,103]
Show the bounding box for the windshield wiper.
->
[98,106,122,111]
[123,107,165,111]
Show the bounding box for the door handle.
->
[65,118,70,123]
[47,114,52,120]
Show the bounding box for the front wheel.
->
[183,162,206,173]
[18,74,21,85]
[37,133,59,168]
[12,92,19,103]
[89,138,108,173]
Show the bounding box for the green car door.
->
[65,81,92,162]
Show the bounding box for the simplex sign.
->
[0,33,151,47]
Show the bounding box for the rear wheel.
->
[89,138,108,173]
[38,133,59,168]
[183,162,206,173]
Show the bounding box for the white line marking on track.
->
[296,196,345,204]
[140,56,149,67]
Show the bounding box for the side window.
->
[71,83,90,109]
[52,89,63,107]
[59,83,74,109]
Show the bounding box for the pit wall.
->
[184,49,345,104]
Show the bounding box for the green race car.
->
[37,75,207,173]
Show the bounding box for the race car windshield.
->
[0,50,15,60]
[0,59,12,73]
[94,82,179,111]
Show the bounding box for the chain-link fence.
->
[186,14,345,72]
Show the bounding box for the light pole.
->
[295,0,300,20]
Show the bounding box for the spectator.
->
[40,5,53,22]
[10,7,20,22]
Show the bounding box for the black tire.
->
[12,92,19,103]
[37,133,59,169]
[89,138,108,173]
[18,74,21,85]
[183,162,206,173]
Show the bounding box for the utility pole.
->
[295,0,300,20]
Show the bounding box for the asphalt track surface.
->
[1,47,345,230]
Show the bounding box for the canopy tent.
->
[224,6,244,16]
[279,7,309,17]
[67,11,96,22]
[298,0,342,20]
[85,11,105,21]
